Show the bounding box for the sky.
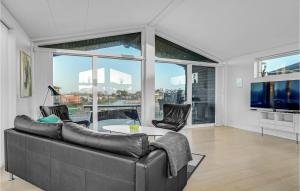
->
[53,45,186,94]
[263,53,300,72]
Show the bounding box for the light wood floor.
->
[1,126,299,191]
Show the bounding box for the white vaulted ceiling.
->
[2,0,299,61]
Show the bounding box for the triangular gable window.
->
[40,33,141,56]
[155,35,217,63]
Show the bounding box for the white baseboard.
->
[185,123,215,128]
[228,123,297,141]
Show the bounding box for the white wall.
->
[0,20,9,168]
[0,3,34,167]
[1,4,34,117]
[225,43,300,139]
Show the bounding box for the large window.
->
[154,36,217,124]
[258,51,300,77]
[51,31,218,128]
[155,63,187,119]
[192,66,215,124]
[53,55,92,123]
[51,33,142,129]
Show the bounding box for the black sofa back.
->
[62,122,149,158]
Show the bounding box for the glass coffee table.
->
[103,125,171,139]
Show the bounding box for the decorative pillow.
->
[38,114,62,123]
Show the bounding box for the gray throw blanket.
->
[150,132,193,178]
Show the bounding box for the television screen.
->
[273,81,288,109]
[250,82,270,108]
[251,80,300,111]
[287,80,300,110]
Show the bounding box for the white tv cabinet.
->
[259,111,300,143]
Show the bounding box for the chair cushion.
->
[14,115,62,140]
[62,122,149,158]
[154,122,178,131]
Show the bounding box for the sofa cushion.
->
[62,122,149,158]
[14,115,62,140]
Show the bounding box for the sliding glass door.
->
[96,58,142,127]
[192,66,215,124]
[53,55,93,124]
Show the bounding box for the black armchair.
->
[40,105,90,127]
[152,104,191,132]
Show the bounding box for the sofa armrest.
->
[136,149,187,191]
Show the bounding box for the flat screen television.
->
[250,82,270,108]
[250,80,300,111]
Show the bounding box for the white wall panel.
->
[0,21,9,167]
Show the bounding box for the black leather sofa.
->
[4,115,188,191]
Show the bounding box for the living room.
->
[0,0,299,191]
